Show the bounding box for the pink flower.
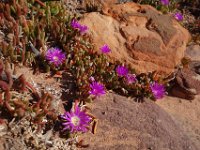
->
[45,47,66,66]
[126,74,137,84]
[116,65,128,77]
[160,0,169,5]
[71,19,81,29]
[71,19,88,34]
[60,105,91,133]
[150,82,165,99]
[89,81,106,97]
[174,12,183,21]
[100,44,111,54]
[79,25,88,34]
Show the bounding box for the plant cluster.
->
[0,60,57,128]
[67,34,167,102]
[0,0,96,139]
[0,0,74,70]
[0,0,169,143]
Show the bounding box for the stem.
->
[29,42,40,56]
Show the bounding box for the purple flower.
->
[100,44,111,54]
[79,25,88,34]
[45,47,66,66]
[60,105,91,133]
[116,65,128,77]
[71,19,81,29]
[71,19,88,34]
[89,81,106,97]
[160,0,169,5]
[150,82,165,99]
[126,74,137,84]
[174,12,183,21]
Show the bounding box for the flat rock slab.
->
[80,93,197,150]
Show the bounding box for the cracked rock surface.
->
[80,2,190,74]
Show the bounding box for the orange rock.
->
[81,2,191,74]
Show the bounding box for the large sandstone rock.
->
[81,2,190,74]
[80,93,197,150]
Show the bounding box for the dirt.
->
[14,66,62,95]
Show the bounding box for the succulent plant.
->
[0,0,74,67]
[0,59,58,128]
[0,1,169,141]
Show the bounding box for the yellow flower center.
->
[53,56,58,61]
[71,116,80,126]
